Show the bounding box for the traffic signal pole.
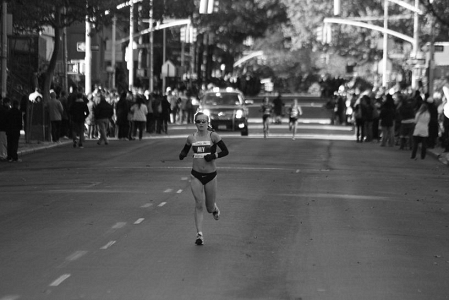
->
[1,1,7,98]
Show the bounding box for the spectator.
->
[159,93,171,134]
[426,96,439,149]
[411,102,430,160]
[59,91,70,138]
[145,91,155,133]
[397,97,415,150]
[69,93,89,148]
[130,95,148,140]
[0,97,11,161]
[86,95,97,139]
[353,96,365,142]
[94,95,114,145]
[116,91,130,140]
[379,94,396,147]
[6,99,22,162]
[272,92,284,124]
[362,95,375,142]
[46,90,64,143]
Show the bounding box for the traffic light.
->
[180,26,186,42]
[316,26,323,43]
[334,0,340,16]
[199,0,218,14]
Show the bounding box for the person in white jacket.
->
[411,102,430,160]
[130,95,148,140]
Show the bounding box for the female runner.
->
[179,112,229,245]
[288,99,303,140]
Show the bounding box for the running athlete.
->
[289,99,303,140]
[179,112,229,245]
[260,97,273,138]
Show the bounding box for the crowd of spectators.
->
[326,86,449,159]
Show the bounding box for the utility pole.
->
[149,1,153,92]
[129,0,134,91]
[428,15,435,96]
[382,0,389,88]
[111,15,117,90]
[62,26,68,93]
[85,19,92,95]
[1,0,7,97]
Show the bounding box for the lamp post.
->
[428,0,435,96]
[1,0,7,98]
[85,18,92,95]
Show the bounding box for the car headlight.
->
[235,109,243,119]
[202,109,211,117]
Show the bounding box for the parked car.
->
[198,87,249,136]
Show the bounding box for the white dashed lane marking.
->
[100,241,116,250]
[112,222,126,229]
[141,203,153,208]
[176,189,183,193]
[49,274,71,287]
[134,218,145,224]
[164,189,173,193]
[66,251,87,262]
[158,202,167,207]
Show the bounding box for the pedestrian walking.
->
[260,96,273,138]
[130,95,148,140]
[0,97,11,161]
[288,99,303,140]
[47,90,64,143]
[411,102,430,160]
[178,112,229,245]
[426,96,439,149]
[116,91,130,140]
[94,95,114,145]
[5,100,22,162]
[69,93,89,148]
[353,96,365,142]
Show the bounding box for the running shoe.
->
[195,232,204,245]
[213,206,220,221]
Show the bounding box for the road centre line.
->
[100,241,116,250]
[176,189,183,193]
[141,203,153,208]
[49,274,71,287]
[158,202,167,207]
[164,189,173,193]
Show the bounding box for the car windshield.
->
[203,92,242,106]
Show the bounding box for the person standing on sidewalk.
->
[69,93,89,148]
[411,102,430,160]
[0,97,11,161]
[94,95,114,145]
[46,90,64,143]
[5,100,23,162]
[130,95,148,140]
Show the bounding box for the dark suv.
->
[199,88,249,136]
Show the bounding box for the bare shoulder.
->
[210,131,222,143]
[186,134,195,145]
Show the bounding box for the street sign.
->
[76,42,86,52]
[76,42,100,52]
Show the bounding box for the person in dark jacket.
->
[94,95,114,145]
[379,94,396,147]
[6,100,23,162]
[69,93,89,148]
[116,91,130,140]
[0,97,11,161]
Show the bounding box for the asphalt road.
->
[1,133,449,300]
